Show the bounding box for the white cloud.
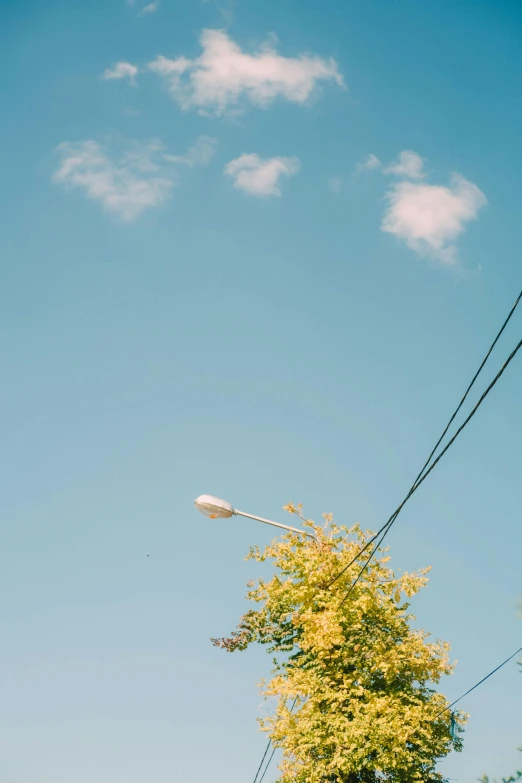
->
[224,153,300,197]
[384,150,425,179]
[53,141,172,221]
[357,153,381,173]
[164,135,217,167]
[356,151,424,178]
[141,0,159,13]
[148,29,344,115]
[53,136,216,221]
[381,174,487,265]
[103,62,138,85]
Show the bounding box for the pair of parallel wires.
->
[252,290,522,783]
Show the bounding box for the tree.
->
[212,505,466,783]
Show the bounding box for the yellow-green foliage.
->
[212,505,466,783]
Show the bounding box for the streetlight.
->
[194,494,315,539]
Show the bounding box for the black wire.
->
[257,746,277,783]
[434,644,522,720]
[327,289,522,593]
[252,739,272,783]
[338,337,522,609]
[408,289,522,489]
[251,698,298,783]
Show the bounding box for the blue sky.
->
[1,0,521,781]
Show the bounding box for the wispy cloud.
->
[102,62,139,86]
[127,0,160,13]
[224,154,300,197]
[141,0,159,14]
[53,136,216,221]
[164,135,217,167]
[381,174,487,265]
[356,151,424,178]
[383,150,425,179]
[53,140,172,221]
[356,153,381,174]
[147,29,344,115]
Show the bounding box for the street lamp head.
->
[194,494,235,519]
[195,495,314,540]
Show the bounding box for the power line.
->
[327,289,522,595]
[252,739,272,783]
[435,644,522,719]
[251,698,297,783]
[338,336,522,608]
[397,644,522,751]
[406,289,522,491]
[257,746,277,783]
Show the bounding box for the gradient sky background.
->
[1,1,521,781]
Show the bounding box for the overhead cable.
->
[338,336,522,608]
[252,739,272,783]
[250,698,297,783]
[435,643,522,719]
[328,289,522,595]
